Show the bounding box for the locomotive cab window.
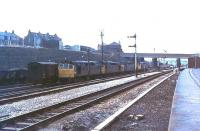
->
[59,64,74,69]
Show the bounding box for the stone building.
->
[98,41,123,54]
[24,30,63,49]
[0,30,23,47]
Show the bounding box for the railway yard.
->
[0,69,199,131]
[1,1,200,131]
[0,69,173,130]
[0,73,134,104]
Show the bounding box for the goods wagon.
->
[0,68,27,84]
[28,60,149,83]
[104,61,121,74]
[28,62,58,83]
[58,61,124,80]
[72,61,101,77]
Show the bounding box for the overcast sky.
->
[1,0,200,53]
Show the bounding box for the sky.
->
[1,0,200,54]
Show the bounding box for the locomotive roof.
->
[72,60,98,63]
[29,62,58,65]
[105,61,120,64]
[8,68,28,71]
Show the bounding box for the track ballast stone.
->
[105,73,178,131]
[38,73,171,131]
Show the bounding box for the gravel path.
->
[0,72,158,121]
[105,73,178,131]
[38,73,172,131]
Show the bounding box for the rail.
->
[0,71,171,131]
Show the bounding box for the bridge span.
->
[121,53,195,59]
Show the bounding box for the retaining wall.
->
[0,47,119,70]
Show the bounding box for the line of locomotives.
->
[0,61,149,84]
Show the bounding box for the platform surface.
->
[168,69,200,131]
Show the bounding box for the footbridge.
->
[121,53,195,59]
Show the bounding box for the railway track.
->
[0,71,171,131]
[92,72,176,131]
[0,73,135,105]
[0,74,135,104]
[0,73,133,93]
[0,83,34,91]
[1,72,142,93]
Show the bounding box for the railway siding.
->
[0,73,134,104]
[102,72,177,131]
[37,72,173,131]
[0,72,158,121]
[0,72,168,130]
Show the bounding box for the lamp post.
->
[128,33,137,77]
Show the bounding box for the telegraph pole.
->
[128,33,137,77]
[100,31,104,65]
[87,47,90,79]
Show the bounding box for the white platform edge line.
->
[91,72,175,131]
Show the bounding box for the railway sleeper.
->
[15,122,32,126]
[64,103,83,108]
[1,126,22,131]
[0,72,170,130]
[72,102,86,105]
[25,118,41,123]
[33,114,48,119]
[42,112,60,118]
[44,112,60,116]
[1,122,27,130]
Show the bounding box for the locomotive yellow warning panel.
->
[58,64,76,78]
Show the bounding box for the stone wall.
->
[0,47,119,71]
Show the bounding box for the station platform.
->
[168,69,200,131]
